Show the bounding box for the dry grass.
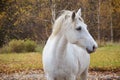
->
[0,52,42,74]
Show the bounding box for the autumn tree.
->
[0,0,120,47]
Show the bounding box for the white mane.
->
[52,10,73,36]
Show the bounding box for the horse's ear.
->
[76,8,82,17]
[72,12,76,21]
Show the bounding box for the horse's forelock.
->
[56,10,72,20]
[52,10,72,36]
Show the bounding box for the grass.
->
[0,52,42,74]
[0,43,120,74]
[90,43,120,71]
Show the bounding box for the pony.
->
[42,8,98,80]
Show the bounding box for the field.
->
[90,43,120,71]
[0,53,43,74]
[0,43,120,74]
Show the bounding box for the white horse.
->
[42,8,97,80]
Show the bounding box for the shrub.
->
[35,45,44,53]
[24,39,37,52]
[8,39,25,53]
[0,39,37,53]
[0,45,11,53]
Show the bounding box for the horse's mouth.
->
[86,48,95,54]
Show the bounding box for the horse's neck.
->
[50,34,67,57]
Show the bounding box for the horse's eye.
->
[76,27,82,31]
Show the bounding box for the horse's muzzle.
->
[86,45,97,54]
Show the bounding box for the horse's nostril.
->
[93,45,96,51]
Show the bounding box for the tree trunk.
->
[49,0,56,25]
[110,0,113,42]
[97,0,100,43]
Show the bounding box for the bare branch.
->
[51,4,56,25]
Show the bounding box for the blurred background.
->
[0,0,120,47]
[0,0,120,79]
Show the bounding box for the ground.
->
[0,70,120,80]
